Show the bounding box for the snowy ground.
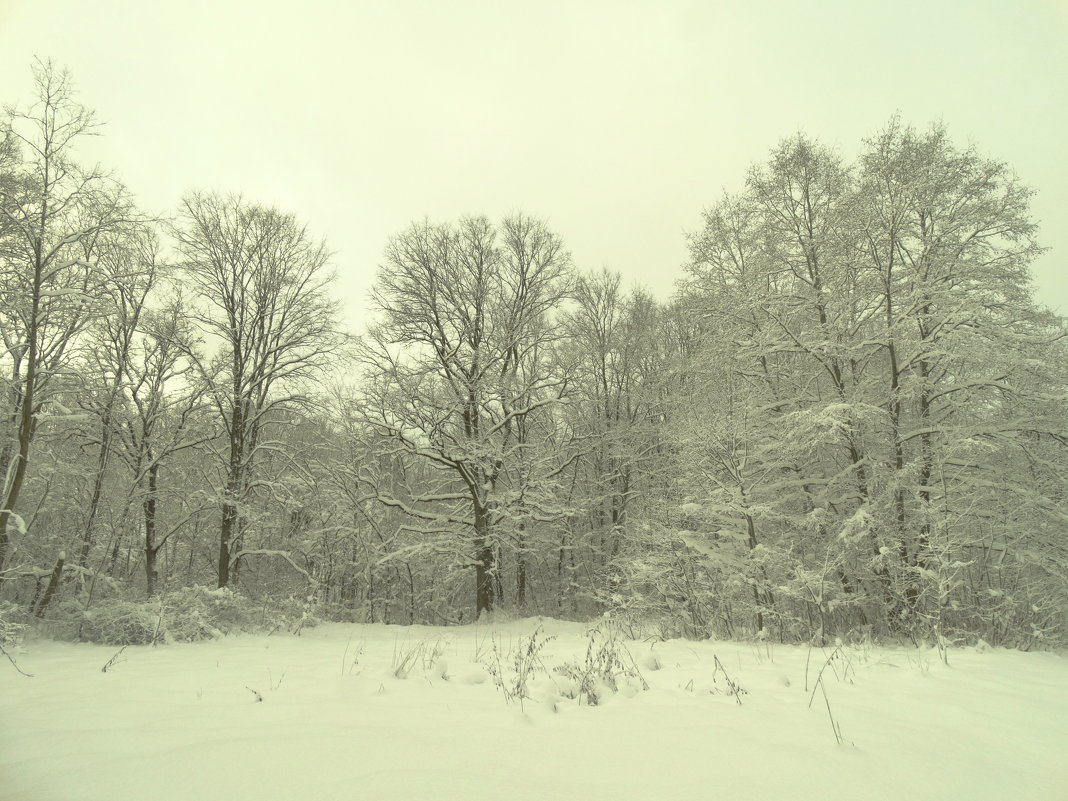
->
[1,618,1066,801]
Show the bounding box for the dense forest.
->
[2,61,1065,650]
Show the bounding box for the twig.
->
[151,598,166,646]
[269,668,285,690]
[0,640,33,677]
[101,645,127,673]
[712,655,746,705]
[807,647,843,709]
[341,631,354,676]
[815,676,844,745]
[291,613,308,637]
[245,685,263,702]
[808,647,848,746]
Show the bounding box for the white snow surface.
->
[2,618,1066,801]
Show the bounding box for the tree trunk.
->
[515,523,527,611]
[475,544,495,617]
[474,505,495,615]
[79,411,114,568]
[34,551,66,618]
[884,275,915,629]
[219,501,236,588]
[219,401,244,588]
[145,545,159,597]
[0,205,45,572]
[144,462,159,596]
[914,334,934,613]
[745,512,764,633]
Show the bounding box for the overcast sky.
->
[1,0,1066,326]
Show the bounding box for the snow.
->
[2,619,1066,801]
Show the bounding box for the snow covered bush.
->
[163,585,258,641]
[42,586,320,645]
[40,586,320,646]
[605,523,723,641]
[0,601,28,646]
[43,598,89,641]
[316,602,368,624]
[79,600,163,646]
[271,595,322,634]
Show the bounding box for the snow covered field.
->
[2,619,1066,801]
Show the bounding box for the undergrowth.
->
[553,619,649,706]
[37,586,319,645]
[484,626,555,710]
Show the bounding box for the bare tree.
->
[73,226,161,569]
[565,272,667,596]
[0,60,138,569]
[173,193,342,588]
[111,297,214,595]
[362,214,572,615]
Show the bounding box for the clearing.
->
[1,618,1066,800]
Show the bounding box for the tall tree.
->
[173,193,342,588]
[564,271,669,607]
[856,120,1057,632]
[362,214,572,615]
[73,225,161,569]
[677,120,1065,642]
[0,60,137,569]
[111,297,213,595]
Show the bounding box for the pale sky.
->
[1,0,1066,326]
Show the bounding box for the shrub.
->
[483,627,554,708]
[0,601,28,647]
[43,597,90,641]
[317,602,369,624]
[270,596,322,634]
[38,585,319,645]
[392,636,447,680]
[163,585,257,641]
[79,599,163,646]
[554,619,648,705]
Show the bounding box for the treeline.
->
[2,61,1065,647]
